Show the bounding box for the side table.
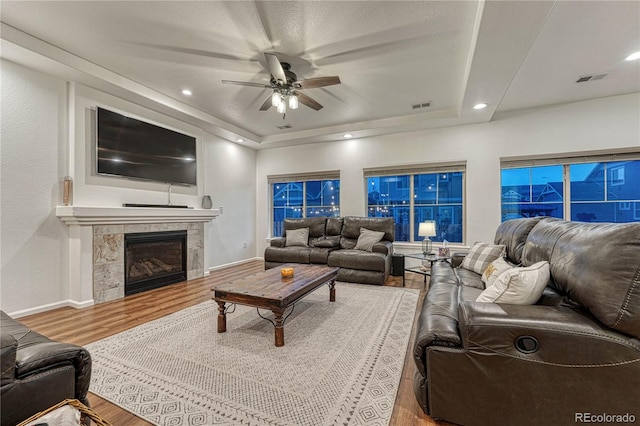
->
[403,253,450,286]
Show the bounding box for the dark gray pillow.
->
[285,228,309,247]
[354,227,385,252]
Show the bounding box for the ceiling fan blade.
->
[259,96,273,111]
[265,53,287,85]
[222,80,271,88]
[296,76,341,90]
[295,92,323,111]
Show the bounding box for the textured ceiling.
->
[1,1,638,148]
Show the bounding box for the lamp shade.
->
[418,221,436,238]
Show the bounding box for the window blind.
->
[363,161,466,177]
[501,148,640,169]
[268,170,340,184]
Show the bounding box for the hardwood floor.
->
[18,260,450,426]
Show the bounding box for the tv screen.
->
[96,107,197,186]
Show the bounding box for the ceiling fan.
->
[222,53,341,114]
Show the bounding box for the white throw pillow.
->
[481,257,514,288]
[476,261,550,305]
[460,242,506,275]
[285,227,309,247]
[354,227,386,252]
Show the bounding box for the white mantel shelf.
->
[56,205,220,225]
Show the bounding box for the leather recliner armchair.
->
[1,310,92,425]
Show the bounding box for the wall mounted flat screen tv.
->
[96,107,197,186]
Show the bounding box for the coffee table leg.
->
[216,301,227,333]
[328,278,336,302]
[273,309,285,347]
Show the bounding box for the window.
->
[365,163,465,243]
[270,173,340,237]
[501,153,640,223]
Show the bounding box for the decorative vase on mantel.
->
[202,195,213,209]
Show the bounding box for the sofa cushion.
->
[522,219,640,338]
[285,227,309,247]
[354,228,385,252]
[481,257,514,287]
[340,216,395,249]
[493,217,547,264]
[460,243,506,275]
[313,239,339,248]
[328,249,387,272]
[282,217,326,238]
[476,261,550,304]
[264,247,311,264]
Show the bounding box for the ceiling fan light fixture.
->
[277,100,287,114]
[289,94,299,110]
[271,92,283,107]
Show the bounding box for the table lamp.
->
[418,221,436,255]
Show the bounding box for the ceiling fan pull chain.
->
[283,113,286,120]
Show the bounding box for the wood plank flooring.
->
[18,260,451,426]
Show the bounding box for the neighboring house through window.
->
[269,172,340,237]
[365,162,465,243]
[501,152,640,223]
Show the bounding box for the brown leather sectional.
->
[264,216,395,285]
[413,217,640,425]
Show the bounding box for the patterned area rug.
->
[86,283,419,426]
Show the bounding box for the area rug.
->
[86,283,419,426]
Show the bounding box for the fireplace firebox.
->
[124,231,187,295]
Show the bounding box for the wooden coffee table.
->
[211,264,339,347]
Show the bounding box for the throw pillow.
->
[354,227,386,252]
[481,257,514,287]
[460,242,506,275]
[285,227,309,247]
[476,261,550,304]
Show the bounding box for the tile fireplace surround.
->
[56,206,219,306]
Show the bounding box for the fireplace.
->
[124,230,187,295]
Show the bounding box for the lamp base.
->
[422,238,434,256]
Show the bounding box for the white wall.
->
[256,93,640,255]
[0,60,257,315]
[1,60,69,314]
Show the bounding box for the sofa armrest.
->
[270,238,286,248]
[372,240,392,256]
[459,301,640,366]
[16,341,92,400]
[450,252,466,267]
[1,333,16,386]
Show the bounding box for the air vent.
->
[277,125,292,129]
[412,101,431,109]
[576,73,608,83]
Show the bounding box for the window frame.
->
[500,150,640,223]
[268,171,340,237]
[364,162,466,244]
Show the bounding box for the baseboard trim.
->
[208,257,262,273]
[8,298,95,318]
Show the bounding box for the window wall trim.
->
[363,161,466,177]
[501,149,640,169]
[268,170,340,183]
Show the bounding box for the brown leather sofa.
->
[413,217,640,426]
[1,311,92,425]
[264,216,395,285]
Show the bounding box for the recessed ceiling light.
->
[625,51,640,61]
[236,138,244,143]
[181,89,192,96]
[473,103,488,110]
[343,133,353,138]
